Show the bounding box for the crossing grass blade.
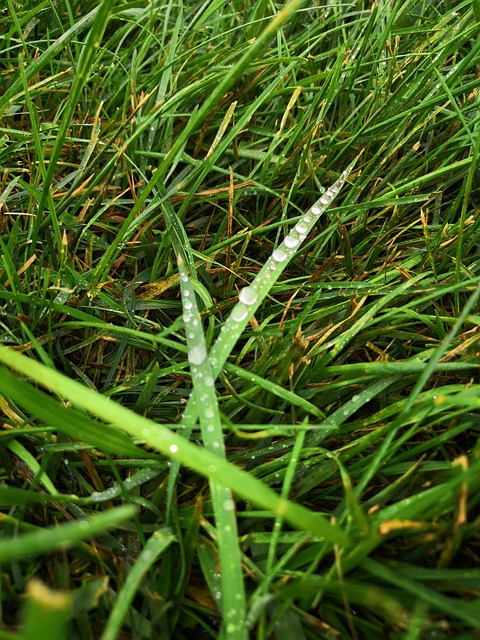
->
[177,254,247,639]
[0,347,350,546]
[0,504,136,562]
[100,528,176,640]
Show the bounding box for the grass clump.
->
[0,0,479,638]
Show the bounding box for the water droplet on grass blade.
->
[273,248,288,262]
[188,344,207,365]
[312,205,322,216]
[238,286,258,305]
[231,304,248,322]
[169,444,178,453]
[285,235,300,249]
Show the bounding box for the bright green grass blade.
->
[20,580,71,640]
[164,156,359,527]
[6,439,58,495]
[474,0,480,22]
[178,255,246,639]
[0,346,349,545]
[179,157,360,431]
[101,528,175,640]
[0,368,156,459]
[0,504,136,562]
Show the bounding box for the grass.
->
[0,0,479,638]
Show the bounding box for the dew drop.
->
[295,222,308,234]
[188,344,207,365]
[204,407,215,419]
[207,464,217,472]
[238,286,257,306]
[184,300,193,310]
[169,444,178,453]
[273,248,288,262]
[319,196,329,205]
[141,428,150,437]
[285,235,300,249]
[311,205,322,216]
[231,304,248,322]
[223,498,234,511]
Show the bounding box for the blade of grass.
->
[180,156,361,434]
[0,347,350,545]
[20,580,71,640]
[177,254,247,639]
[101,528,175,640]
[0,504,136,562]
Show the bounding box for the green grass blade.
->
[20,581,71,640]
[178,255,246,639]
[0,346,349,545]
[0,504,136,562]
[101,528,176,640]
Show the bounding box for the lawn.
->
[0,0,479,638]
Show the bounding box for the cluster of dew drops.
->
[232,169,347,325]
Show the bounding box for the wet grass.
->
[0,0,480,638]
